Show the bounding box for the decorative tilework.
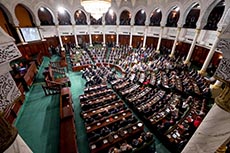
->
[214,57,230,82]
[0,43,21,65]
[215,39,230,82]
[0,72,21,112]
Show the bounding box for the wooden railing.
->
[59,87,78,153]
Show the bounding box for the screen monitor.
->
[20,27,41,42]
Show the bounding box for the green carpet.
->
[14,85,60,153]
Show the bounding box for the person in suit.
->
[120,142,133,153]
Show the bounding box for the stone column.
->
[15,27,25,44]
[142,26,148,49]
[56,25,64,50]
[169,27,181,58]
[184,29,201,65]
[102,25,106,47]
[129,26,133,48]
[72,25,79,47]
[88,25,93,47]
[116,25,119,47]
[198,31,221,75]
[182,102,230,153]
[156,26,164,53]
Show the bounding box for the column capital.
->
[169,54,174,58]
[198,69,207,76]
[215,84,230,112]
[217,30,222,38]
[177,27,182,31]
[183,60,191,66]
[195,28,201,33]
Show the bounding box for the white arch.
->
[132,6,148,25]
[117,6,132,25]
[148,7,163,26]
[197,0,223,29]
[13,2,40,26]
[0,3,15,26]
[161,1,183,27]
[34,2,56,25]
[179,1,201,27]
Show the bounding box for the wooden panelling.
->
[160,38,174,49]
[175,41,191,57]
[119,35,130,46]
[132,36,143,48]
[92,34,103,45]
[146,37,158,49]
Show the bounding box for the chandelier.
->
[81,0,111,20]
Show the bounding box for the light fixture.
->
[81,0,111,20]
[156,8,161,13]
[58,6,65,14]
[141,10,145,14]
[40,7,45,11]
[109,9,113,15]
[175,7,180,12]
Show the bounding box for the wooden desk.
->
[90,122,144,153]
[86,109,132,133]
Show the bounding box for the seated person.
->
[120,117,128,127]
[127,116,137,124]
[193,116,202,128]
[132,136,143,148]
[142,132,154,142]
[100,126,111,136]
[120,142,133,153]
[88,131,100,142]
[108,147,121,153]
[85,116,95,124]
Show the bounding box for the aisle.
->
[68,71,90,153]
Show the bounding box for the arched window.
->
[0,5,20,43]
[57,7,71,25]
[105,9,116,25]
[74,10,87,25]
[15,4,35,27]
[120,10,131,25]
[203,1,225,30]
[134,9,146,25]
[38,7,54,25]
[149,8,162,26]
[166,6,180,27]
[183,4,200,29]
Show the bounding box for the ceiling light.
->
[40,7,45,11]
[141,10,145,14]
[58,7,65,14]
[175,7,180,12]
[81,0,111,20]
[109,9,113,15]
[156,8,161,13]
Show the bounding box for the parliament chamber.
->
[0,0,230,153]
